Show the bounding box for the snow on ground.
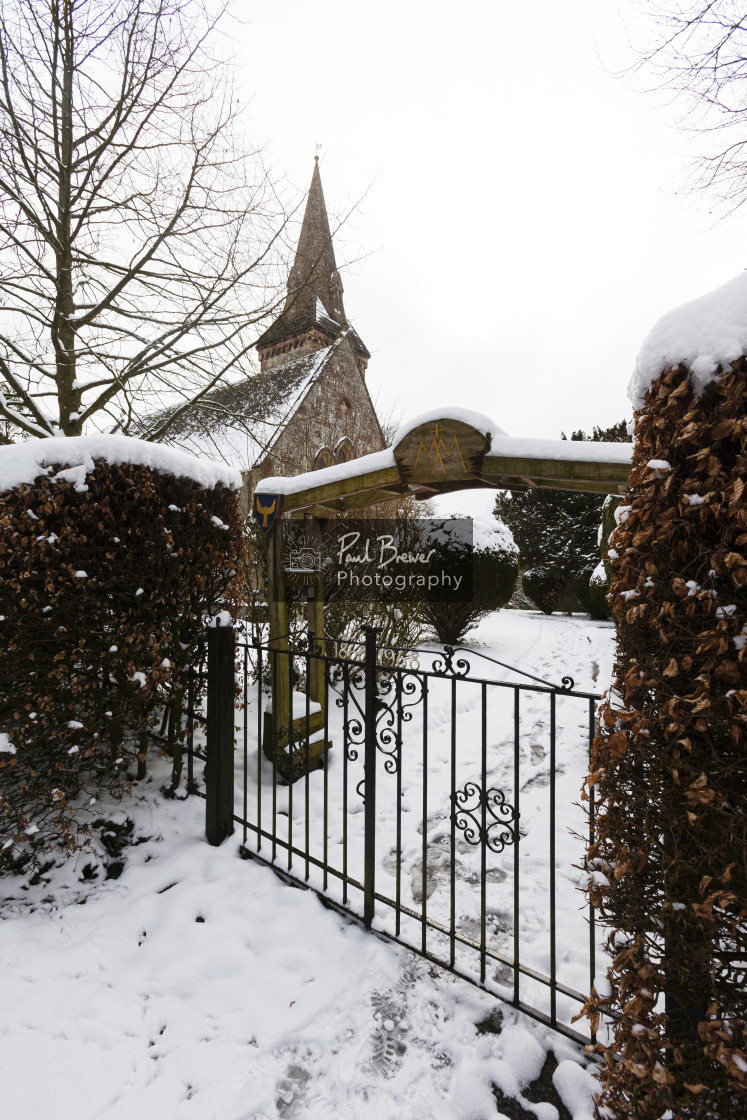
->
[0,612,612,1120]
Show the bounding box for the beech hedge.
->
[583,361,746,1117]
[0,457,243,871]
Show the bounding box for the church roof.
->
[256,159,370,360]
[141,341,343,472]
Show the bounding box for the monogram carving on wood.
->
[394,419,491,486]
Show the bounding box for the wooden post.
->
[205,622,235,846]
[304,516,326,705]
[266,520,290,754]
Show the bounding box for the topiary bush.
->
[421,519,518,644]
[583,360,747,1117]
[522,566,566,614]
[0,443,243,871]
[578,561,610,621]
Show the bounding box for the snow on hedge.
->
[0,434,241,494]
[630,270,747,409]
[473,516,518,556]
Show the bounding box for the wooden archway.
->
[252,411,631,743]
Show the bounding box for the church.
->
[157,159,384,506]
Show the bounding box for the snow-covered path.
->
[0,612,614,1120]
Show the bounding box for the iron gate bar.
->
[363,626,378,929]
[479,682,486,983]
[421,676,428,955]
[396,672,404,938]
[449,675,457,968]
[243,642,249,848]
[323,657,330,893]
[588,696,597,1045]
[550,690,557,1028]
[513,687,521,1006]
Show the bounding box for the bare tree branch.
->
[0,0,294,439]
[628,1,747,213]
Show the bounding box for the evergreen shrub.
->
[578,561,610,621]
[0,456,243,870]
[422,520,518,644]
[584,362,747,1117]
[495,422,628,614]
[522,566,566,615]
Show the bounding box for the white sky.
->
[230,0,747,441]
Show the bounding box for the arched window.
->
[314,448,333,470]
[336,440,354,465]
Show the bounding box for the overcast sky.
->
[231,0,747,445]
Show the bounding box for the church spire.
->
[286,157,345,322]
[255,159,369,375]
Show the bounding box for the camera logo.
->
[286,548,322,573]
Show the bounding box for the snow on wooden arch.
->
[254,407,632,522]
[252,407,632,762]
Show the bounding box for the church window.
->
[315,448,333,470]
[336,440,353,464]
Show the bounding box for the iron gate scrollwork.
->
[452,780,516,854]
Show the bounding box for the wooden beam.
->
[481,453,629,495]
[278,465,403,514]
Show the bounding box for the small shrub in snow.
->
[0,453,243,871]
[421,519,518,645]
[522,566,566,615]
[577,561,609,622]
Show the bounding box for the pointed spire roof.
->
[286,156,344,321]
[256,159,369,370]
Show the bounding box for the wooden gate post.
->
[304,516,326,705]
[205,621,235,846]
[266,519,290,751]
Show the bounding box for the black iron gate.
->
[189,623,601,1045]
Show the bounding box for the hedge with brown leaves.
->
[582,361,746,1118]
[0,458,243,871]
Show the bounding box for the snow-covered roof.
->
[142,344,339,472]
[630,271,747,409]
[0,434,241,494]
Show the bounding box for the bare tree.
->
[630,2,747,213]
[0,0,290,440]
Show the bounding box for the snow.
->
[255,446,397,496]
[0,732,16,755]
[590,561,606,589]
[392,406,508,445]
[265,690,322,718]
[630,271,747,409]
[0,612,609,1119]
[0,435,241,494]
[472,517,518,556]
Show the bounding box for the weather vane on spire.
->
[315,142,322,161]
